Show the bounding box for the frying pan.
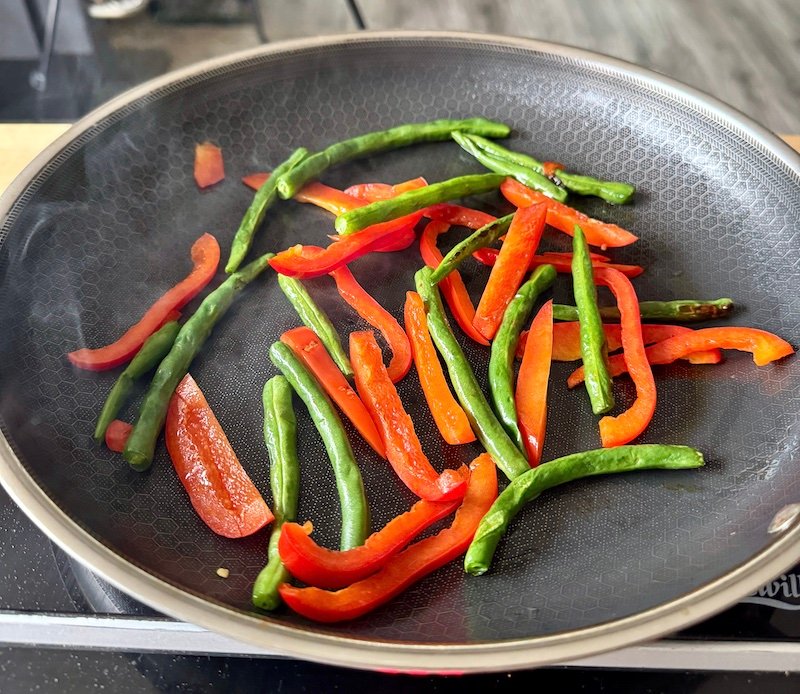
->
[0,32,798,673]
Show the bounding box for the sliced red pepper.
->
[194,142,225,188]
[474,203,548,340]
[269,211,424,279]
[594,268,656,448]
[518,322,722,364]
[568,326,795,386]
[472,247,644,278]
[242,172,270,191]
[516,300,553,466]
[280,326,386,458]
[404,291,475,445]
[350,331,468,502]
[294,181,365,216]
[540,250,611,263]
[166,374,273,538]
[278,453,497,623]
[425,203,496,230]
[371,225,417,253]
[277,490,462,589]
[501,178,638,249]
[104,419,132,453]
[420,220,490,346]
[542,161,565,179]
[67,234,219,371]
[330,266,411,383]
[344,177,428,201]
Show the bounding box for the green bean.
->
[252,375,299,611]
[451,131,566,202]
[460,133,635,205]
[464,444,704,575]
[428,213,514,284]
[269,341,368,550]
[415,267,529,481]
[276,118,510,200]
[277,274,352,377]
[489,265,557,451]
[335,174,506,236]
[123,253,273,471]
[93,321,181,442]
[225,148,308,274]
[552,298,735,323]
[572,225,615,415]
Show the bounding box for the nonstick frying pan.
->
[0,32,799,673]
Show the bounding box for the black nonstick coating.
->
[0,34,798,649]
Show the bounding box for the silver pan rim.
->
[1,30,799,674]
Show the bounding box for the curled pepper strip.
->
[269,211,424,279]
[567,326,795,386]
[501,177,638,249]
[404,291,475,446]
[350,330,468,502]
[518,322,722,364]
[330,266,412,383]
[594,267,656,448]
[424,203,497,230]
[67,233,220,371]
[280,327,386,458]
[344,177,428,201]
[277,491,462,589]
[278,453,497,623]
[516,300,553,467]
[419,220,489,346]
[474,203,548,340]
[293,181,366,216]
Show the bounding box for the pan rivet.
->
[768,504,800,534]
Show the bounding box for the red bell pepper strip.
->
[291,181,420,254]
[242,172,270,190]
[568,326,795,386]
[540,250,611,262]
[370,225,417,253]
[344,177,428,201]
[294,181,365,216]
[518,322,722,364]
[419,220,490,346]
[350,330,468,502]
[280,326,386,458]
[425,203,496,230]
[404,291,475,445]
[269,211,424,279]
[330,266,412,383]
[594,268,656,447]
[542,160,565,179]
[165,374,273,538]
[194,142,224,188]
[472,247,644,278]
[277,491,462,589]
[473,203,547,340]
[278,453,497,623]
[516,300,553,466]
[501,178,638,249]
[104,419,132,453]
[67,234,219,371]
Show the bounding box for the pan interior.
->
[0,36,798,646]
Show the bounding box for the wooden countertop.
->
[0,124,798,194]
